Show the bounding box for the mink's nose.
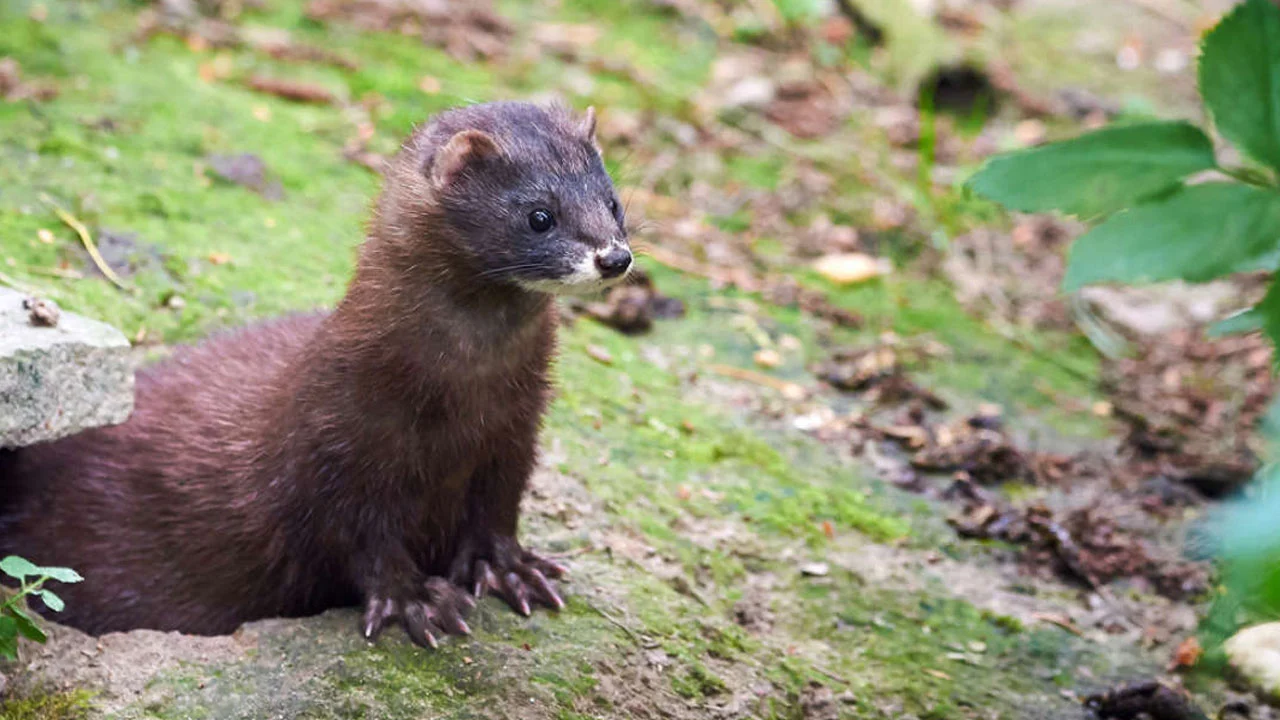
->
[595,247,632,279]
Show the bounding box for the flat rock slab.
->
[0,287,134,448]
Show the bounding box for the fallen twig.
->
[587,602,645,647]
[255,41,360,71]
[40,196,131,292]
[644,245,862,328]
[26,266,86,280]
[706,363,807,400]
[810,662,851,686]
[642,244,716,279]
[1030,612,1084,637]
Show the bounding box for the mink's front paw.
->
[450,536,567,617]
[362,577,476,649]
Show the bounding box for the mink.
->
[0,102,633,648]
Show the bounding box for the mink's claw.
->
[503,571,533,616]
[524,567,565,610]
[450,539,568,617]
[492,559,564,616]
[361,578,474,649]
[362,596,396,640]
[402,602,440,649]
[473,559,501,599]
[524,551,568,580]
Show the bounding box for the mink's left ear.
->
[429,129,502,188]
[579,106,600,152]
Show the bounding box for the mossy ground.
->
[0,0,1213,718]
[0,691,93,720]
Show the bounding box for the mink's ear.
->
[430,130,502,188]
[579,106,600,150]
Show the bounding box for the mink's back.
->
[0,312,344,635]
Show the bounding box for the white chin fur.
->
[517,251,629,296]
[517,274,627,296]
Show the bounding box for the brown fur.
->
[0,102,628,642]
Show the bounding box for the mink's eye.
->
[528,209,555,233]
[607,198,619,216]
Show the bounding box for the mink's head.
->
[379,102,631,296]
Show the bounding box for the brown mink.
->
[0,101,633,648]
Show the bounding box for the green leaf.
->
[1200,0,1280,173]
[38,589,64,612]
[0,615,17,661]
[1063,183,1280,290]
[1208,307,1264,337]
[0,555,40,581]
[1263,396,1280,462]
[4,605,47,643]
[1257,275,1280,354]
[37,566,83,584]
[1218,463,1280,610]
[967,121,1217,218]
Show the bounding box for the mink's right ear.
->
[429,130,502,188]
[579,106,601,153]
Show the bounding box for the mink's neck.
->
[322,238,554,391]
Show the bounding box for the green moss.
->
[726,154,787,191]
[669,660,728,699]
[709,210,753,234]
[0,689,93,720]
[551,313,914,553]
[783,575,1086,718]
[0,5,374,341]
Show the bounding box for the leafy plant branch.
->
[0,556,82,661]
[968,0,1280,625]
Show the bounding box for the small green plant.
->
[970,0,1280,341]
[967,0,1280,626]
[1,556,82,661]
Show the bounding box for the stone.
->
[1225,622,1280,701]
[800,562,830,577]
[0,287,134,448]
[1079,281,1241,338]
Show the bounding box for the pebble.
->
[813,253,890,285]
[753,349,781,368]
[586,344,613,365]
[1225,623,1280,701]
[800,562,830,577]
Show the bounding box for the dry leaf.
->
[246,76,336,104]
[1169,636,1202,671]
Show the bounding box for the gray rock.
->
[1079,281,1241,338]
[0,287,134,448]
